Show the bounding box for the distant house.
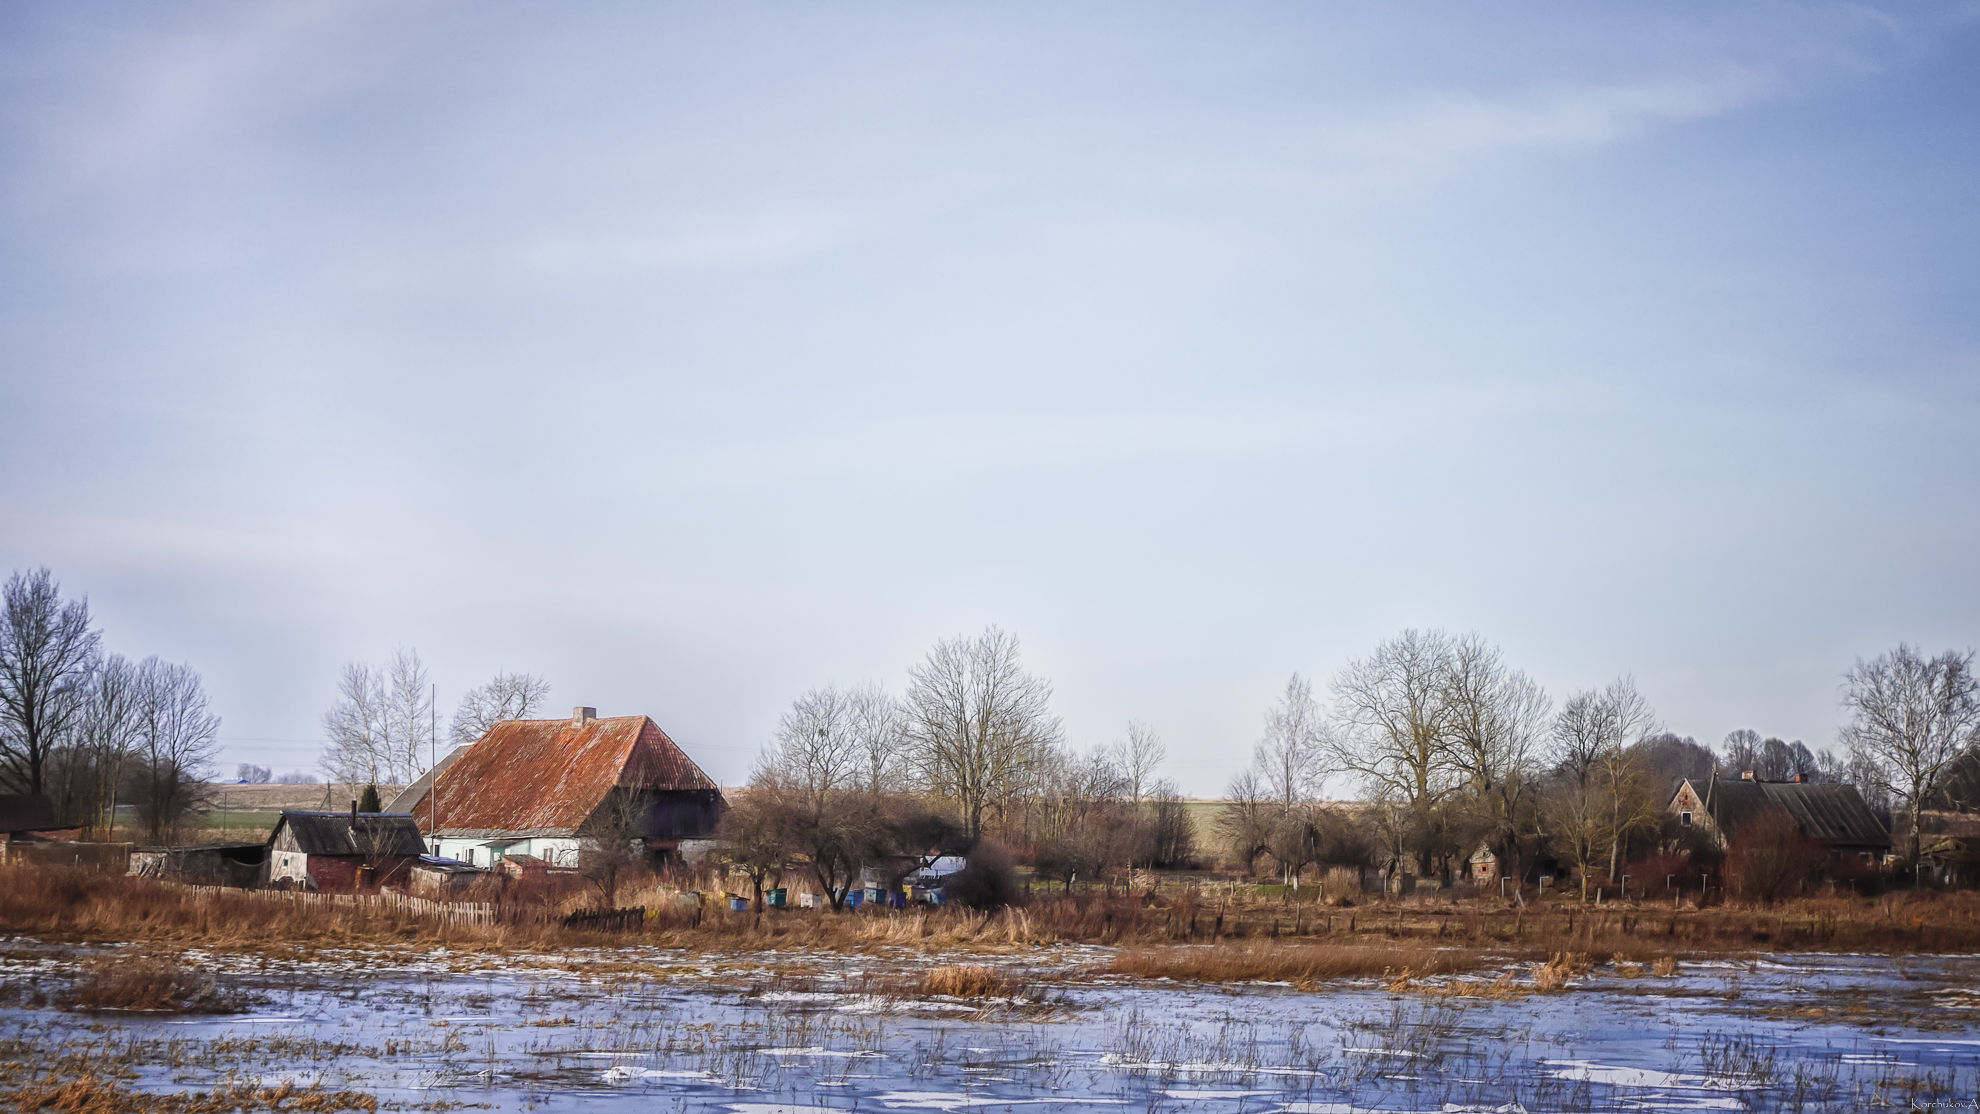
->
[391,707,725,870]
[1668,772,1890,862]
[1468,843,1499,882]
[266,809,425,892]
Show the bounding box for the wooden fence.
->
[181,884,495,927]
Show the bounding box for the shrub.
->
[1725,812,1825,903]
[944,842,1020,910]
[919,965,1021,998]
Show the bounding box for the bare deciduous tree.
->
[1110,720,1167,806]
[1441,633,1550,882]
[449,671,552,746]
[75,654,141,834]
[902,626,1062,842]
[1596,677,1660,879]
[764,686,864,803]
[0,568,101,795]
[848,682,904,795]
[321,662,390,787]
[1255,675,1325,809]
[1330,630,1457,872]
[383,647,432,785]
[1842,644,1980,864]
[131,657,221,844]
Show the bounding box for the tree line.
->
[0,568,221,842]
[717,626,1196,909]
[1214,629,1980,889]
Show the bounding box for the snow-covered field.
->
[6,941,1979,1112]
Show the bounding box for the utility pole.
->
[429,683,438,856]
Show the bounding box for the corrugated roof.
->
[1703,778,1889,849]
[405,714,719,838]
[0,794,57,833]
[271,811,426,857]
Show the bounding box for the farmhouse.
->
[392,707,724,870]
[266,808,425,892]
[1668,771,1890,862]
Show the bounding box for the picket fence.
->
[182,884,495,927]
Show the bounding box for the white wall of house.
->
[270,850,309,884]
[433,836,579,867]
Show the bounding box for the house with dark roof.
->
[1669,772,1890,863]
[266,808,426,892]
[390,707,724,870]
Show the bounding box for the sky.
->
[3,2,1978,795]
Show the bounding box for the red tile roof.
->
[405,715,719,837]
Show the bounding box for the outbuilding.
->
[266,809,425,892]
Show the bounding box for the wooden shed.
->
[266,809,425,892]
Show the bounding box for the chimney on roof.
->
[573,706,597,725]
[1795,772,1808,783]
[1741,770,1756,781]
[350,799,357,824]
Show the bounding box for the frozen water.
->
[3,943,1977,1111]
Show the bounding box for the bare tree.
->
[1329,630,1456,872]
[0,568,101,795]
[902,626,1062,842]
[383,647,432,785]
[1720,728,1763,774]
[1551,690,1608,790]
[1842,644,1980,864]
[1441,633,1550,882]
[449,671,551,746]
[848,682,904,795]
[1255,675,1325,808]
[321,662,389,787]
[1215,768,1274,874]
[764,686,863,802]
[75,654,141,835]
[1110,720,1167,806]
[1596,677,1660,879]
[131,657,220,844]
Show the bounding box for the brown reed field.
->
[8,863,1980,979]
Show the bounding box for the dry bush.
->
[65,956,247,1014]
[1109,941,1480,987]
[1652,956,1677,976]
[1532,952,1591,992]
[919,964,1021,998]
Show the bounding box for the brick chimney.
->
[1794,772,1807,783]
[573,706,597,726]
[1741,770,1756,781]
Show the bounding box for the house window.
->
[1680,812,1692,827]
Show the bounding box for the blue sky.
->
[3,2,1977,793]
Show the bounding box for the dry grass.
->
[13,862,1980,963]
[1532,952,1592,992]
[1652,955,1678,977]
[919,965,1022,998]
[1,1073,377,1113]
[1108,941,1481,988]
[64,957,247,1014]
